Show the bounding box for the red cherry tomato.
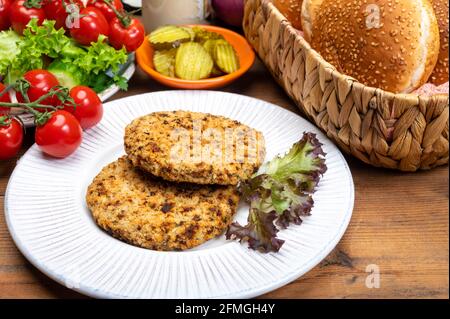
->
[35,110,82,158]
[0,118,24,160]
[10,0,46,35]
[43,0,84,31]
[0,0,12,31]
[86,0,123,21]
[16,70,61,111]
[65,85,103,130]
[109,17,145,52]
[69,6,109,46]
[0,82,11,115]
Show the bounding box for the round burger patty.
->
[124,111,266,185]
[86,157,240,251]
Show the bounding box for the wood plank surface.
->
[0,60,448,299]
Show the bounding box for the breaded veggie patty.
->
[86,157,240,251]
[124,111,266,185]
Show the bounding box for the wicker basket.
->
[243,0,449,171]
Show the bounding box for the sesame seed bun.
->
[308,0,440,93]
[429,0,449,84]
[273,0,303,30]
[301,0,323,41]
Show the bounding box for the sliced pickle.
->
[211,66,225,77]
[193,26,224,43]
[202,39,216,56]
[181,27,196,41]
[150,25,238,79]
[214,42,240,74]
[175,42,213,80]
[149,26,191,49]
[202,40,226,77]
[153,49,177,77]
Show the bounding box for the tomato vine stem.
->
[103,0,131,28]
[0,82,76,126]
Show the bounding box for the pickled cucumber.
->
[149,26,192,49]
[202,39,216,56]
[203,40,226,77]
[193,26,224,43]
[214,42,240,74]
[211,66,225,77]
[175,42,213,80]
[153,49,177,77]
[181,27,196,41]
[150,25,240,79]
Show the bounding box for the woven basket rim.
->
[265,0,448,104]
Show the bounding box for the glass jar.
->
[142,0,212,32]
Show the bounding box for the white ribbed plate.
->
[5,91,354,299]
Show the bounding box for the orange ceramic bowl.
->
[136,25,255,89]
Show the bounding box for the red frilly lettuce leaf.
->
[226,132,327,253]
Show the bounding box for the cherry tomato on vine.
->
[35,110,82,158]
[43,0,84,31]
[0,82,11,115]
[86,0,123,21]
[16,70,61,111]
[0,118,24,160]
[0,0,13,31]
[10,0,46,35]
[69,6,109,46]
[65,85,103,130]
[109,17,145,52]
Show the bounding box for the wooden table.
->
[0,60,448,299]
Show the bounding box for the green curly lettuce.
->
[226,132,327,253]
[7,19,71,82]
[3,19,129,91]
[71,35,128,75]
[60,35,129,92]
[22,19,70,58]
[0,31,21,76]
